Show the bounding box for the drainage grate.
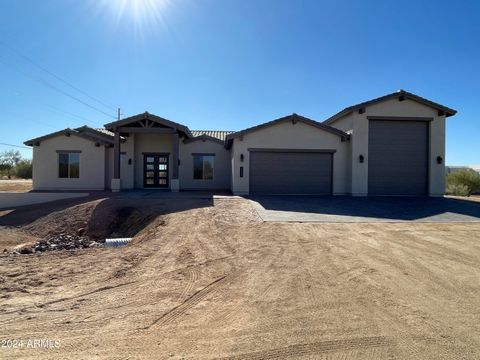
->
[105,238,132,248]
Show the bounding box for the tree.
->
[0,150,22,179]
[15,159,32,179]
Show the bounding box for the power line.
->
[0,55,117,120]
[42,104,97,126]
[0,142,31,150]
[0,40,118,112]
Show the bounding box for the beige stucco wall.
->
[329,98,446,196]
[32,134,106,190]
[179,139,231,190]
[230,120,350,195]
[133,133,174,188]
[105,136,135,190]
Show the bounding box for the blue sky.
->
[0,0,478,165]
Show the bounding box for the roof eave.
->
[24,128,74,146]
[104,112,194,138]
[184,134,224,145]
[224,114,349,149]
[324,90,457,125]
[24,128,114,147]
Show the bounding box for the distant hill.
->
[446,166,480,174]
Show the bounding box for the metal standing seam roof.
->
[191,130,235,141]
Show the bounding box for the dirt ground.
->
[1,196,480,359]
[0,179,32,192]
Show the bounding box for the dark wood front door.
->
[144,153,169,188]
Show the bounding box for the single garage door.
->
[368,120,429,196]
[250,150,333,194]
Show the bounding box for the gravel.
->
[13,233,104,254]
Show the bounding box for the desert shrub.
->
[446,183,471,196]
[14,159,32,179]
[446,169,480,196]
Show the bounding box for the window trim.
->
[58,151,80,179]
[192,153,215,180]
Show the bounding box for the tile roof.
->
[191,130,235,141]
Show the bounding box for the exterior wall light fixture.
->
[437,156,443,164]
[240,154,244,162]
[359,155,364,163]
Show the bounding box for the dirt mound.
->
[88,205,159,240]
[23,200,160,239]
[23,199,101,238]
[16,198,165,253]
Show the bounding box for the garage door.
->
[368,120,429,196]
[250,151,333,194]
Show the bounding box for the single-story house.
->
[24,90,457,196]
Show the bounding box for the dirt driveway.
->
[1,196,480,359]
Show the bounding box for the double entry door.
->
[144,153,169,188]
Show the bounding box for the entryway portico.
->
[104,112,193,192]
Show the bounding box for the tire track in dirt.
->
[295,239,318,308]
[0,281,137,315]
[142,273,238,330]
[202,242,288,333]
[176,269,198,302]
[219,336,393,360]
[355,285,466,360]
[387,232,480,268]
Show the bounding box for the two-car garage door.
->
[250,151,333,195]
[368,120,429,196]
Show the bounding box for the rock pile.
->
[15,233,104,254]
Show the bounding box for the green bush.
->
[446,169,480,196]
[446,183,471,196]
[14,160,32,179]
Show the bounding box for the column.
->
[111,129,121,192]
[171,132,180,192]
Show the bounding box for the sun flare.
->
[92,0,172,36]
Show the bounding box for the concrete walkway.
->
[0,192,88,210]
[249,196,480,222]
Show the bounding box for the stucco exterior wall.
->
[32,134,106,190]
[331,98,445,196]
[133,133,174,188]
[179,139,231,190]
[329,113,354,133]
[105,136,135,190]
[230,121,350,195]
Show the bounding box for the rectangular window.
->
[193,154,214,180]
[58,152,80,178]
